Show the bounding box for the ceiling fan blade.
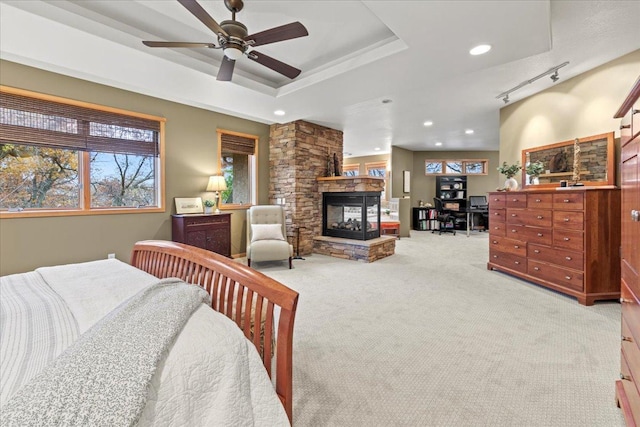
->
[248,50,301,79]
[246,22,308,47]
[177,0,228,38]
[142,41,216,48]
[217,57,236,81]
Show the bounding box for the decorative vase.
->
[505,177,519,191]
[204,206,213,214]
[531,176,540,185]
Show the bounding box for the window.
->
[0,87,165,217]
[218,130,258,208]
[424,159,488,175]
[366,161,387,178]
[342,164,359,177]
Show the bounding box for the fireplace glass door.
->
[322,192,381,240]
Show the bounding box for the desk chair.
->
[432,198,456,236]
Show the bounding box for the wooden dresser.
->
[172,213,231,257]
[615,77,640,425]
[487,188,620,305]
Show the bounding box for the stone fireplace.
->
[322,192,380,240]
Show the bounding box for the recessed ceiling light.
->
[465,129,474,134]
[374,147,381,151]
[423,121,433,127]
[469,44,491,55]
[435,142,443,146]
[274,110,286,116]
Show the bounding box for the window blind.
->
[220,133,256,155]
[0,90,160,156]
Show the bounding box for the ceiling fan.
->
[142,0,308,81]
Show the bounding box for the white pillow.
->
[251,224,285,243]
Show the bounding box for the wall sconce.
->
[205,175,227,213]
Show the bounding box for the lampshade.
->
[206,175,227,192]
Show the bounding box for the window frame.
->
[0,86,166,218]
[217,129,258,210]
[424,159,488,176]
[342,163,360,176]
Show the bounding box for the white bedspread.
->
[0,259,289,426]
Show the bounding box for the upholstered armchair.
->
[246,205,293,269]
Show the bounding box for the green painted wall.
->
[0,60,270,275]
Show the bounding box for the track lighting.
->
[496,62,569,103]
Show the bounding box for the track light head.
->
[550,71,559,82]
[503,94,510,104]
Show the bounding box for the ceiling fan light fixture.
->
[469,44,491,55]
[223,46,243,60]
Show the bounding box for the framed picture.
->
[403,170,411,193]
[175,197,203,214]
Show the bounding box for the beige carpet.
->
[247,231,624,426]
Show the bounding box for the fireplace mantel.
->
[317,176,384,193]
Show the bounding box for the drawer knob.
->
[565,256,572,261]
[512,199,518,202]
[537,215,543,219]
[620,373,632,381]
[514,245,520,249]
[494,226,499,230]
[563,237,570,241]
[534,250,540,254]
[563,199,569,203]
[511,229,517,233]
[493,255,498,258]
[534,267,540,271]
[492,241,498,244]
[535,199,541,202]
[622,336,634,343]
[565,275,571,280]
[511,213,517,217]
[514,261,520,265]
[564,218,570,222]
[494,212,500,216]
[537,233,543,237]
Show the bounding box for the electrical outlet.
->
[107,253,116,259]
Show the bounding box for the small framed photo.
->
[403,170,411,193]
[175,197,203,214]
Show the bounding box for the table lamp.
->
[206,175,227,214]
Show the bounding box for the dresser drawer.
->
[489,222,506,237]
[489,208,506,223]
[489,193,506,208]
[622,281,640,344]
[553,210,584,230]
[622,316,640,384]
[553,229,584,252]
[506,193,526,208]
[619,352,640,425]
[489,249,527,273]
[553,193,584,210]
[518,226,552,246]
[490,235,526,257]
[529,243,583,271]
[507,209,552,227]
[184,215,230,227]
[528,260,584,292]
[527,193,553,209]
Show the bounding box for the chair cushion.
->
[251,224,285,243]
[247,240,293,262]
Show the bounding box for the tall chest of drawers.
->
[487,189,620,305]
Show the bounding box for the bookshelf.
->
[412,207,436,231]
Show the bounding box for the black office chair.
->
[432,198,456,236]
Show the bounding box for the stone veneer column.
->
[269,120,343,256]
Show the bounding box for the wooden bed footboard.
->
[130,240,299,423]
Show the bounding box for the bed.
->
[0,240,299,426]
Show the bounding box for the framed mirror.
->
[521,132,615,189]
